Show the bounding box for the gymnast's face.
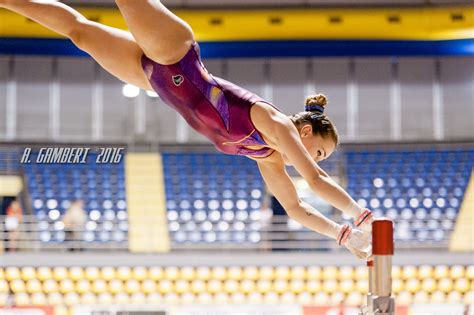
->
[282,124,336,165]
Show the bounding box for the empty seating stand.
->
[23,152,128,245]
[162,153,265,245]
[345,149,473,243]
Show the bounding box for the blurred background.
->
[0,0,473,314]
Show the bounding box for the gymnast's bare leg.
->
[0,0,152,90]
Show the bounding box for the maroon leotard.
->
[141,42,275,158]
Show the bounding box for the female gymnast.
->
[1,0,374,260]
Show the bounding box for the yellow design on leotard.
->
[222,129,257,146]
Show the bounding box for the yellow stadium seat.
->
[47,292,64,305]
[53,267,68,281]
[421,278,437,293]
[164,267,180,281]
[158,279,174,294]
[132,267,148,281]
[401,265,418,280]
[273,279,289,294]
[228,266,243,281]
[224,279,239,294]
[37,267,53,281]
[396,291,412,306]
[92,279,107,294]
[418,265,433,280]
[434,265,449,279]
[115,292,130,304]
[81,293,97,305]
[275,266,291,280]
[466,266,474,280]
[85,267,100,281]
[214,292,229,304]
[346,292,363,306]
[392,279,404,294]
[281,292,296,304]
[0,293,7,305]
[109,279,124,294]
[10,279,26,293]
[142,279,157,294]
[306,280,322,294]
[263,291,279,304]
[240,279,256,294]
[117,267,132,281]
[471,280,474,291]
[30,292,47,305]
[0,280,9,293]
[248,292,263,304]
[6,267,20,281]
[438,278,454,293]
[180,267,196,281]
[297,292,312,305]
[259,266,275,280]
[69,267,84,281]
[339,266,354,281]
[447,291,463,303]
[413,291,429,304]
[256,279,272,294]
[209,267,225,281]
[450,265,465,280]
[175,279,190,294]
[322,266,338,281]
[125,279,140,294]
[0,268,4,280]
[147,293,164,304]
[330,292,345,306]
[230,292,246,304]
[322,279,338,294]
[464,291,474,305]
[197,292,213,304]
[21,267,36,281]
[307,266,322,280]
[180,292,196,304]
[355,266,368,281]
[430,290,446,303]
[405,278,421,294]
[164,292,179,304]
[191,279,206,294]
[391,265,401,280]
[100,267,116,281]
[149,267,164,281]
[26,279,42,294]
[290,266,306,280]
[59,279,75,294]
[243,267,259,281]
[97,292,113,304]
[340,279,355,294]
[454,278,470,293]
[356,279,368,294]
[64,292,80,306]
[14,293,30,305]
[207,279,223,294]
[43,279,58,294]
[290,279,305,294]
[76,279,91,294]
[131,292,147,304]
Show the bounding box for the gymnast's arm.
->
[251,104,363,219]
[256,160,341,240]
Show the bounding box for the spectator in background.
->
[63,199,87,251]
[5,200,23,252]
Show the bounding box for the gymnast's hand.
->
[354,208,374,233]
[337,224,373,261]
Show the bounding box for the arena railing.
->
[0,215,453,253]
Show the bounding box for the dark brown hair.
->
[290,93,339,145]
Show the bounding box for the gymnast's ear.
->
[299,124,313,138]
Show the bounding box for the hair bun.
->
[305,93,328,113]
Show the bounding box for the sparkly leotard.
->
[141,42,275,158]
